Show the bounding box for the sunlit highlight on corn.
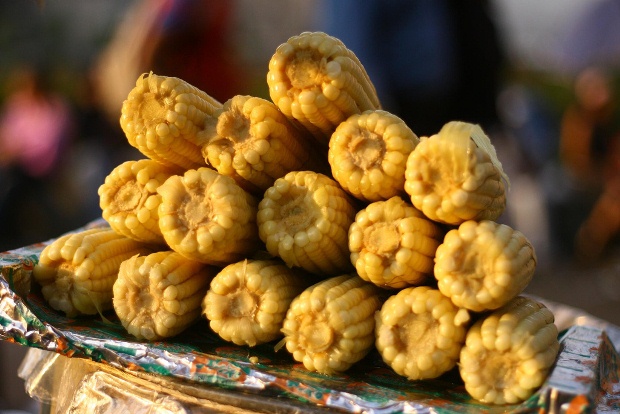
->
[267,31,381,146]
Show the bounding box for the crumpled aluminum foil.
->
[1,222,619,413]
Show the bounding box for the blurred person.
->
[92,0,169,124]
[559,66,620,261]
[561,68,618,183]
[0,67,72,180]
[317,0,505,137]
[577,164,620,261]
[53,69,142,230]
[0,66,75,251]
[148,0,244,101]
[316,0,545,244]
[94,0,245,124]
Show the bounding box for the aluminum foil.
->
[1,221,619,413]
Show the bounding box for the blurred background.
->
[0,0,618,412]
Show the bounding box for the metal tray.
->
[1,221,619,413]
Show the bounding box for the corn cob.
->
[329,110,418,202]
[202,259,310,347]
[113,250,216,341]
[157,167,259,265]
[267,31,381,146]
[375,286,470,380]
[459,296,559,405]
[32,228,154,317]
[404,121,508,225]
[434,220,536,312]
[257,171,357,275]
[349,196,444,289]
[280,274,382,374]
[201,95,329,194]
[98,159,181,245]
[120,72,221,170]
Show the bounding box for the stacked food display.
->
[1,31,617,413]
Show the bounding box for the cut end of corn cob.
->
[375,286,470,380]
[349,196,444,289]
[434,220,537,312]
[157,167,260,265]
[33,228,154,317]
[99,159,180,245]
[120,72,221,170]
[201,95,329,194]
[281,274,383,374]
[257,171,357,275]
[202,259,310,347]
[404,121,507,225]
[459,296,559,405]
[113,251,215,341]
[329,110,418,202]
[267,31,381,145]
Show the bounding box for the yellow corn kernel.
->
[459,296,559,405]
[157,167,259,265]
[267,31,381,146]
[434,220,537,312]
[33,228,154,317]
[202,259,311,347]
[257,171,357,276]
[98,159,181,245]
[280,274,383,374]
[404,121,508,225]
[201,95,329,194]
[120,72,221,170]
[329,110,418,202]
[349,196,444,289]
[113,251,216,341]
[375,286,470,380]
